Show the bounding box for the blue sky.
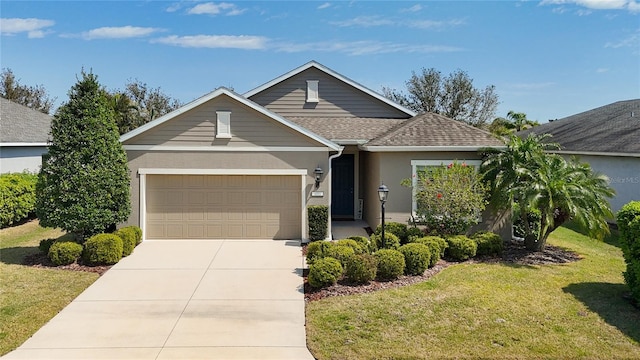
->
[1,0,638,122]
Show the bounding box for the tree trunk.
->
[524,234,544,251]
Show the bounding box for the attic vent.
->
[306,80,319,103]
[216,111,231,139]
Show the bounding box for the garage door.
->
[145,175,301,239]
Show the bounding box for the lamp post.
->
[377,184,389,248]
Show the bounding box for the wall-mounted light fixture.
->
[314,166,324,189]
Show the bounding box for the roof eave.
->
[552,150,640,158]
[359,145,506,152]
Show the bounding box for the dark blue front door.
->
[332,154,354,218]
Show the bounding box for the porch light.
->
[378,184,389,248]
[314,166,324,188]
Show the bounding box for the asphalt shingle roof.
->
[0,98,52,143]
[287,117,407,142]
[521,99,640,154]
[366,112,503,147]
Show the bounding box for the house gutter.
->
[326,146,345,240]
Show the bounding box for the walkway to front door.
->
[3,240,314,360]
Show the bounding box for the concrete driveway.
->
[3,240,314,360]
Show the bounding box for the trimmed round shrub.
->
[326,244,356,266]
[0,172,38,228]
[119,225,143,245]
[375,249,405,281]
[399,243,431,275]
[472,231,504,256]
[113,227,137,256]
[306,240,332,265]
[39,238,57,255]
[349,236,375,253]
[445,235,477,261]
[371,232,401,250]
[308,257,343,289]
[344,254,377,284]
[375,222,408,243]
[406,227,425,243]
[412,236,448,267]
[48,240,83,266]
[335,239,366,254]
[83,233,124,265]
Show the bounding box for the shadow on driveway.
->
[563,282,640,343]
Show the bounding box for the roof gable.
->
[244,61,416,118]
[522,99,640,155]
[363,112,503,149]
[120,87,340,150]
[0,98,52,144]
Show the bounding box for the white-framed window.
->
[410,160,482,217]
[306,80,319,103]
[216,111,231,139]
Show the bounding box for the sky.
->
[1,0,639,123]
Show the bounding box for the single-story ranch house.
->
[521,99,639,214]
[120,61,507,241]
[0,97,52,174]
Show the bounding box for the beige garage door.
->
[146,174,301,239]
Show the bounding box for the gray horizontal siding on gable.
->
[124,95,318,147]
[249,68,409,119]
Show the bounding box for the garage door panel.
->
[146,174,302,240]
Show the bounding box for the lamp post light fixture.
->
[377,184,389,248]
[314,166,324,189]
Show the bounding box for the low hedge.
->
[375,249,405,281]
[349,236,375,254]
[113,227,137,256]
[306,240,333,265]
[83,233,124,265]
[399,243,431,275]
[371,232,401,250]
[335,239,366,254]
[344,254,377,284]
[374,222,408,243]
[48,240,83,266]
[0,172,38,228]
[445,235,477,261]
[308,205,328,241]
[326,244,356,267]
[308,257,343,289]
[472,231,504,256]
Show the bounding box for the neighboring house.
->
[0,97,52,174]
[522,99,640,214]
[120,61,507,241]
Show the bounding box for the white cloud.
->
[0,18,54,37]
[318,2,331,10]
[274,40,463,56]
[82,26,163,40]
[331,15,394,27]
[187,2,246,16]
[605,31,640,48]
[540,0,640,13]
[401,4,423,13]
[153,34,267,49]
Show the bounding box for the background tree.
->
[383,68,499,128]
[489,111,539,136]
[36,71,131,240]
[1,68,55,114]
[110,79,182,134]
[481,134,614,251]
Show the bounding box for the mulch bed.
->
[23,252,112,276]
[304,239,582,302]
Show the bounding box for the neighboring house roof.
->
[521,99,640,156]
[0,97,52,145]
[362,112,503,150]
[119,87,341,151]
[244,60,417,118]
[287,116,406,144]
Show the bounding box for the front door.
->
[332,154,354,219]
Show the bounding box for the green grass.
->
[306,227,640,359]
[0,221,99,356]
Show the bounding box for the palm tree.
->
[506,111,538,132]
[481,134,614,251]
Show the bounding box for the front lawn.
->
[0,221,99,356]
[306,227,640,359]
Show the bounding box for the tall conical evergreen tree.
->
[36,71,130,240]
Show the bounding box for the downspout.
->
[326,146,344,240]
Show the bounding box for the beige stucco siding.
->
[362,151,511,240]
[124,94,318,147]
[249,68,409,119]
[125,151,331,239]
